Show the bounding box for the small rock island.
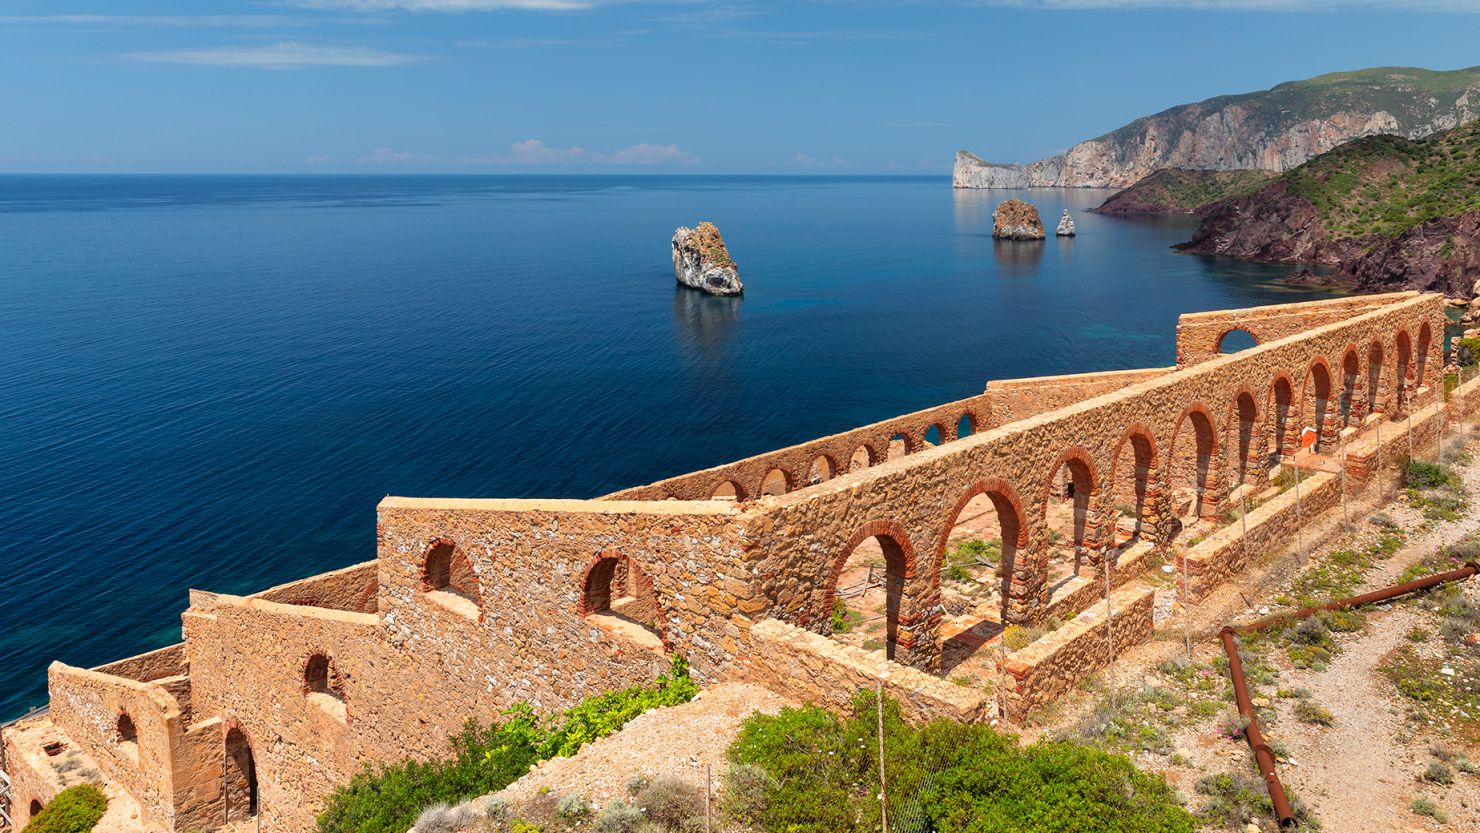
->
[991,199,1046,240]
[1056,209,1076,237]
[672,222,743,296]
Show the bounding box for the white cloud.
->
[606,143,699,165]
[122,41,428,69]
[357,147,436,163]
[975,0,1480,9]
[787,153,848,168]
[459,139,700,166]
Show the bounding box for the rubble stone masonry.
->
[3,291,1461,833]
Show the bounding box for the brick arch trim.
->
[419,537,485,621]
[1214,325,1262,353]
[574,549,672,648]
[1036,446,1099,507]
[933,477,1028,564]
[819,519,919,629]
[1106,423,1159,489]
[1168,401,1221,460]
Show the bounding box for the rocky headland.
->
[1091,168,1275,215]
[672,222,743,296]
[1177,118,1480,297]
[954,66,1480,189]
[992,200,1046,240]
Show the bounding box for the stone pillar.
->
[1198,453,1226,522]
[1142,466,1177,547]
[893,575,941,672]
[1004,541,1048,626]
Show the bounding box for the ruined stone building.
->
[1,292,1462,833]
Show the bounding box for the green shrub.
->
[631,776,704,831]
[728,693,1194,833]
[593,800,646,833]
[1294,699,1335,726]
[1423,762,1455,785]
[1410,796,1447,822]
[21,784,107,833]
[1403,459,1453,489]
[317,656,697,833]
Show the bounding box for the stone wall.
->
[1175,292,1421,367]
[985,367,1174,426]
[253,561,379,612]
[94,644,188,684]
[743,619,991,725]
[1001,585,1156,719]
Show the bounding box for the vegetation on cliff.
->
[21,784,107,833]
[1092,169,1275,215]
[724,692,1194,833]
[315,656,697,833]
[1282,120,1480,239]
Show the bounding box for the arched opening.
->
[760,468,789,496]
[826,526,910,660]
[1367,340,1385,419]
[579,552,665,649]
[957,413,975,439]
[1270,376,1295,464]
[1340,349,1360,427]
[923,424,945,448]
[422,539,481,618]
[938,482,1026,674]
[711,479,743,501]
[1043,451,1096,593]
[1217,328,1259,354]
[1300,360,1333,452]
[807,455,834,486]
[1107,429,1156,547]
[29,800,43,819]
[116,711,138,762]
[224,726,258,822]
[1167,407,1218,527]
[887,432,912,461]
[304,653,347,720]
[1230,391,1258,489]
[849,444,874,473]
[1396,330,1413,413]
[1417,321,1432,389]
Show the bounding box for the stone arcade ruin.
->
[1,292,1466,833]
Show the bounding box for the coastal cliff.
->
[1177,119,1480,297]
[954,66,1480,189]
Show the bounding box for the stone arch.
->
[1299,357,1335,451]
[887,431,913,461]
[956,412,977,440]
[1039,447,1099,587]
[807,454,838,486]
[848,444,876,473]
[1268,372,1296,461]
[1396,329,1413,412]
[923,423,947,447]
[223,721,259,822]
[29,800,43,820]
[711,479,745,502]
[1167,402,1221,525]
[1106,424,1159,545]
[759,467,790,497]
[937,479,1029,623]
[1367,339,1385,418]
[1339,345,1361,427]
[823,520,917,661]
[303,652,346,701]
[1225,387,1260,488]
[576,549,670,647]
[1216,326,1260,354]
[1417,320,1433,389]
[421,538,481,609]
[116,711,137,744]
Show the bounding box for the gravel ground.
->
[494,682,795,812]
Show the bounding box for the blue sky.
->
[2,1,1478,173]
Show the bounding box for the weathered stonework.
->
[2,291,1455,833]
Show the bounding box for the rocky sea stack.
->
[672,222,743,296]
[992,200,1046,240]
[1056,209,1076,237]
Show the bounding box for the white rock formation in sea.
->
[991,200,1046,240]
[1056,209,1076,237]
[672,222,743,296]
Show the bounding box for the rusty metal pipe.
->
[1219,560,1478,828]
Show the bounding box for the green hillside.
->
[1282,117,1480,239]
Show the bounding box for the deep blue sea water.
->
[0,175,1342,719]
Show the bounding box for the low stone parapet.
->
[744,619,991,724]
[1003,584,1155,719]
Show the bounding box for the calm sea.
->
[0,175,1341,719]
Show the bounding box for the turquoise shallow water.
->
[0,175,1342,719]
